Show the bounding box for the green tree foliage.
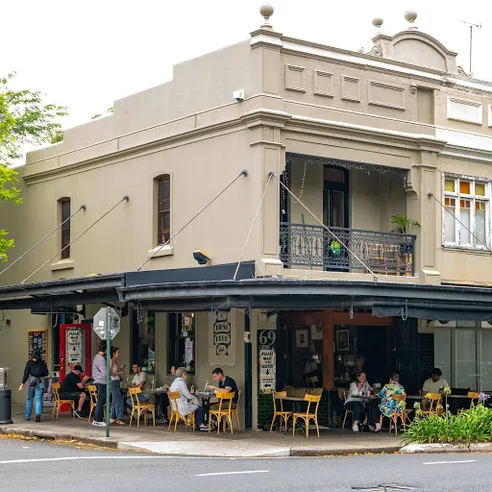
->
[0,73,67,262]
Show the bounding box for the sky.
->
[3,0,492,139]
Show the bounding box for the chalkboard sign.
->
[28,329,48,362]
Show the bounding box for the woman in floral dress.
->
[378,372,406,421]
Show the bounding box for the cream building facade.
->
[2,7,492,428]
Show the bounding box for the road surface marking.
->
[423,460,476,465]
[196,470,270,477]
[0,456,174,465]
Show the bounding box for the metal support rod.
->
[137,169,248,271]
[105,308,111,438]
[22,196,129,284]
[233,173,273,280]
[0,204,87,277]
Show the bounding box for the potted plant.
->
[391,214,420,261]
[329,240,341,255]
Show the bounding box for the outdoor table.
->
[194,391,214,425]
[277,396,309,434]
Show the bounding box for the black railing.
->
[279,222,416,276]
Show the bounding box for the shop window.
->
[443,175,489,249]
[58,197,71,259]
[131,309,156,373]
[168,313,195,374]
[156,175,171,245]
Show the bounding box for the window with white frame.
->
[443,175,489,249]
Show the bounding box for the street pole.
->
[105,307,111,438]
[469,25,473,74]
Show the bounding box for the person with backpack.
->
[18,350,49,422]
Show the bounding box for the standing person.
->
[91,340,108,427]
[109,346,125,426]
[18,350,49,422]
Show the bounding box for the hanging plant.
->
[330,240,341,255]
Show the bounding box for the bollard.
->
[0,389,13,424]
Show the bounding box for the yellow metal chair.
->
[269,391,293,433]
[422,393,443,416]
[458,391,481,414]
[379,393,411,435]
[51,382,75,419]
[167,391,196,432]
[128,387,155,428]
[209,392,235,435]
[87,385,97,422]
[292,394,321,438]
[341,390,354,429]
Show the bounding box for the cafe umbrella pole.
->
[105,307,111,438]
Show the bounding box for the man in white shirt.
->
[125,362,150,408]
[421,368,450,410]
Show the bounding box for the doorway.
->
[323,165,349,271]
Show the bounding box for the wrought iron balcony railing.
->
[279,222,416,276]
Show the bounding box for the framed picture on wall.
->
[296,329,309,348]
[336,329,350,352]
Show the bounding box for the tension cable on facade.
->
[0,204,87,278]
[233,172,274,280]
[428,192,492,254]
[21,196,130,284]
[271,172,378,279]
[136,169,249,271]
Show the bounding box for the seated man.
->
[207,367,238,409]
[60,365,89,419]
[421,367,450,410]
[126,362,150,408]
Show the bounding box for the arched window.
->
[58,197,71,259]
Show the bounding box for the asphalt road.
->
[0,437,490,492]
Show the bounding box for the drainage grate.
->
[352,485,416,491]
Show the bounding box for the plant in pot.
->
[329,240,341,255]
[391,214,420,259]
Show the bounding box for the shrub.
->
[404,404,492,446]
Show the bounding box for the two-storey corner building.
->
[2,7,492,429]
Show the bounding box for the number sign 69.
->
[259,330,276,346]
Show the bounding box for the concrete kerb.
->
[0,426,121,450]
[400,443,492,454]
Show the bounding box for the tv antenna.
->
[458,20,482,74]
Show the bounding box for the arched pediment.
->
[371,30,458,73]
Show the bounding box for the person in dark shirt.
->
[60,365,89,419]
[18,350,49,422]
[208,368,239,407]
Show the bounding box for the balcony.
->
[279,223,416,276]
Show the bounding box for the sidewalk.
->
[0,406,402,457]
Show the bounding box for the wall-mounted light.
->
[193,250,211,265]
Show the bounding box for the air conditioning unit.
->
[481,321,492,329]
[418,320,456,333]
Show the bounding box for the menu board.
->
[65,326,84,374]
[28,329,48,362]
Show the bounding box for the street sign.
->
[93,307,120,340]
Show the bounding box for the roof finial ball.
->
[404,10,418,29]
[260,4,274,29]
[372,17,384,30]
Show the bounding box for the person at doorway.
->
[125,362,150,408]
[109,346,125,425]
[91,340,108,427]
[207,368,238,406]
[378,372,406,428]
[421,368,450,411]
[170,367,208,431]
[345,371,380,432]
[60,364,89,419]
[350,355,365,379]
[19,350,49,422]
